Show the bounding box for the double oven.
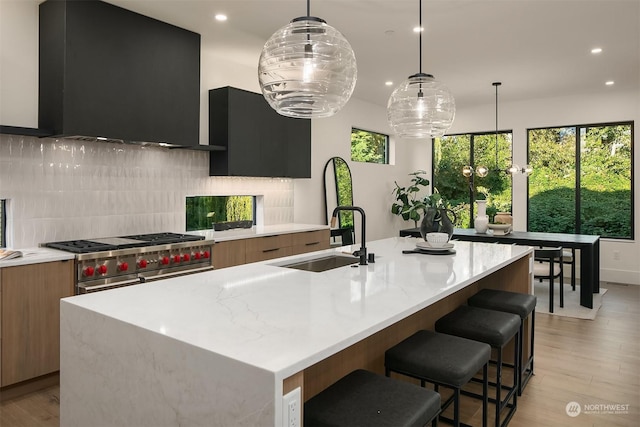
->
[44,232,215,294]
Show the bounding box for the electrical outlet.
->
[282,387,301,427]
[613,250,620,260]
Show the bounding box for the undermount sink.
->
[278,255,359,272]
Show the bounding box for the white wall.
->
[293,97,430,243]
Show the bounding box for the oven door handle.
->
[138,266,214,283]
[79,278,142,293]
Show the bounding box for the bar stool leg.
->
[483,363,488,427]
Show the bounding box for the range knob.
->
[138,259,148,268]
[194,252,201,260]
[173,255,181,263]
[183,253,191,262]
[97,265,108,275]
[118,262,129,272]
[160,256,170,265]
[83,266,95,277]
[203,251,210,259]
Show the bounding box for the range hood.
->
[38,0,203,148]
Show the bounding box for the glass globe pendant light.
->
[258,0,357,119]
[387,0,455,138]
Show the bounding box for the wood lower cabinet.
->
[213,239,246,269]
[0,260,74,387]
[214,229,330,269]
[290,230,329,255]
[245,234,293,263]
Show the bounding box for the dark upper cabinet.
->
[209,87,311,178]
[38,0,200,146]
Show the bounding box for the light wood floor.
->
[1,283,638,427]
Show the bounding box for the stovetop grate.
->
[44,232,205,254]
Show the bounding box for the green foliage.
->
[528,124,632,238]
[433,134,513,228]
[391,170,447,226]
[334,158,354,228]
[186,196,253,231]
[351,128,388,164]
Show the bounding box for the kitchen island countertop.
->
[60,237,533,426]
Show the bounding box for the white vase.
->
[474,215,489,234]
[474,200,489,234]
[476,199,487,217]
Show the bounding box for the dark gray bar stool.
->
[467,289,537,395]
[435,306,520,427]
[385,330,491,427]
[304,369,441,427]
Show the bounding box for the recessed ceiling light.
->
[413,26,424,33]
[605,81,615,86]
[215,14,228,22]
[591,47,602,54]
[385,81,393,86]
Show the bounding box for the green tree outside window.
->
[351,128,389,164]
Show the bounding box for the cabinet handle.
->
[262,248,280,253]
[305,242,320,246]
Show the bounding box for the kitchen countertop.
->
[62,237,532,376]
[188,223,329,242]
[0,247,75,268]
[61,237,533,427]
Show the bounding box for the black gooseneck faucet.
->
[330,206,367,265]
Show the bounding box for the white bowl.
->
[426,232,449,248]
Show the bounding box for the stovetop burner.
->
[44,232,204,254]
[122,232,204,244]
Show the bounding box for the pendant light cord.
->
[419,0,422,74]
[307,0,310,16]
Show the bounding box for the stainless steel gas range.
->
[44,232,215,294]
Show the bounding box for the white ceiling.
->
[110,0,639,109]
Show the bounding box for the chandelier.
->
[462,82,532,177]
[387,0,455,138]
[258,0,357,119]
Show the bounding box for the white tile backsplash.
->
[0,134,294,248]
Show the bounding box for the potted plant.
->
[391,170,457,239]
[391,170,431,227]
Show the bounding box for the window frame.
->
[185,195,256,232]
[433,130,515,228]
[526,120,634,240]
[350,127,390,164]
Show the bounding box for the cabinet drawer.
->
[246,246,292,263]
[291,230,330,255]
[245,234,292,253]
[213,240,246,269]
[291,230,329,247]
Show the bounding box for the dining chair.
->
[533,247,564,313]
[562,248,576,291]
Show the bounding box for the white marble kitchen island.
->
[60,237,533,426]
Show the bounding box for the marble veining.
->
[61,237,532,426]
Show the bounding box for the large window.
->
[351,128,389,164]
[528,122,633,239]
[433,131,514,228]
[186,196,255,231]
